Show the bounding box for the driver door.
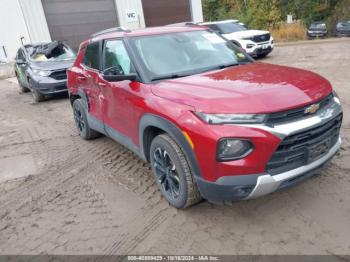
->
[97,39,136,140]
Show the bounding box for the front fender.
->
[139,114,202,178]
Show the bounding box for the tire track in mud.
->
[0,164,117,254]
[90,136,164,208]
[0,82,172,254]
[98,203,175,257]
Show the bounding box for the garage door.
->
[41,0,119,50]
[142,0,192,27]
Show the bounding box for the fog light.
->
[235,186,254,197]
[217,139,254,161]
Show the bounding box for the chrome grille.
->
[266,93,334,125]
[252,33,271,43]
[50,70,67,80]
[266,113,342,175]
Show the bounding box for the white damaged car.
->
[199,20,274,58]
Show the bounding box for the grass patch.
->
[271,22,307,42]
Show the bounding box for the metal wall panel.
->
[0,0,30,60]
[141,0,192,27]
[114,0,146,29]
[190,0,204,23]
[19,0,51,43]
[41,0,119,50]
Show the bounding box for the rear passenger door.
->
[81,41,104,124]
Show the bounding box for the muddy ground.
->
[0,39,349,255]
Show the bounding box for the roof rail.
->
[91,27,131,37]
[166,22,198,27]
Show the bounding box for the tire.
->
[32,89,45,103]
[15,72,30,93]
[150,134,202,208]
[29,79,45,103]
[72,99,100,140]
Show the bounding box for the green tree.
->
[202,0,350,30]
[202,0,281,29]
[242,0,282,29]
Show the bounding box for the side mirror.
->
[102,65,137,82]
[103,73,137,82]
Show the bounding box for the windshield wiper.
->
[216,62,240,69]
[150,63,240,81]
[197,63,239,74]
[151,74,190,82]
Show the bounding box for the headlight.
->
[217,139,254,161]
[195,112,267,124]
[33,69,52,77]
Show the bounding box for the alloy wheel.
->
[153,147,181,200]
[73,106,85,132]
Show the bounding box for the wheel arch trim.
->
[139,114,202,178]
[69,90,89,110]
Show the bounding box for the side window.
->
[17,50,25,61]
[83,42,100,70]
[103,40,134,74]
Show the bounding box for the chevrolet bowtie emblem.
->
[305,103,320,114]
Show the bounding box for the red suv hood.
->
[151,63,332,114]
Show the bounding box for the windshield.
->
[210,22,247,34]
[129,30,252,81]
[310,23,326,30]
[31,43,75,62]
[337,21,350,28]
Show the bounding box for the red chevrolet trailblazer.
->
[67,26,343,208]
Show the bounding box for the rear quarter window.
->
[83,42,100,70]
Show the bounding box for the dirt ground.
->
[0,39,349,256]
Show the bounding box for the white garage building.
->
[0,0,203,61]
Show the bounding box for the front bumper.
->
[307,31,327,38]
[247,137,341,199]
[196,136,341,202]
[336,31,350,37]
[30,76,68,95]
[243,40,274,56]
[195,97,343,202]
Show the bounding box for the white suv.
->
[199,20,274,58]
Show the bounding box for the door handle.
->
[98,82,106,88]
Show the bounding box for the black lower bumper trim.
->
[307,34,327,38]
[30,78,68,95]
[257,47,273,55]
[195,174,259,202]
[277,163,327,191]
